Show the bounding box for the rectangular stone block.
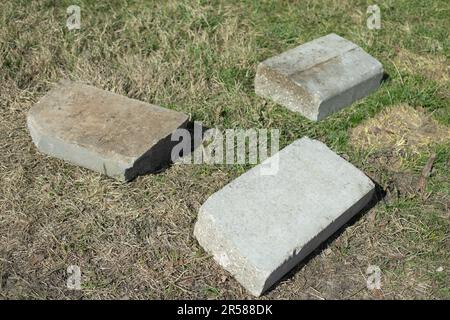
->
[255,33,384,121]
[27,80,188,181]
[194,137,375,296]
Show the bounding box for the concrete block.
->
[27,80,188,181]
[255,33,384,121]
[194,137,375,296]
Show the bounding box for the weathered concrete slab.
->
[27,80,188,181]
[255,33,383,121]
[194,137,375,296]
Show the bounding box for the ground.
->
[0,0,448,299]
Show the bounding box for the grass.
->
[0,0,449,299]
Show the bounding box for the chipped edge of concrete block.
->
[255,33,384,121]
[255,63,319,120]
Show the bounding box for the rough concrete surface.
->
[194,137,375,296]
[255,33,384,121]
[27,80,189,181]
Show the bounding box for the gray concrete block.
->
[255,33,384,121]
[27,80,188,181]
[194,137,375,296]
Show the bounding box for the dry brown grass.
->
[350,104,449,169]
[1,0,449,300]
[392,48,449,84]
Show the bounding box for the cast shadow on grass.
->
[128,121,210,180]
[264,180,386,296]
